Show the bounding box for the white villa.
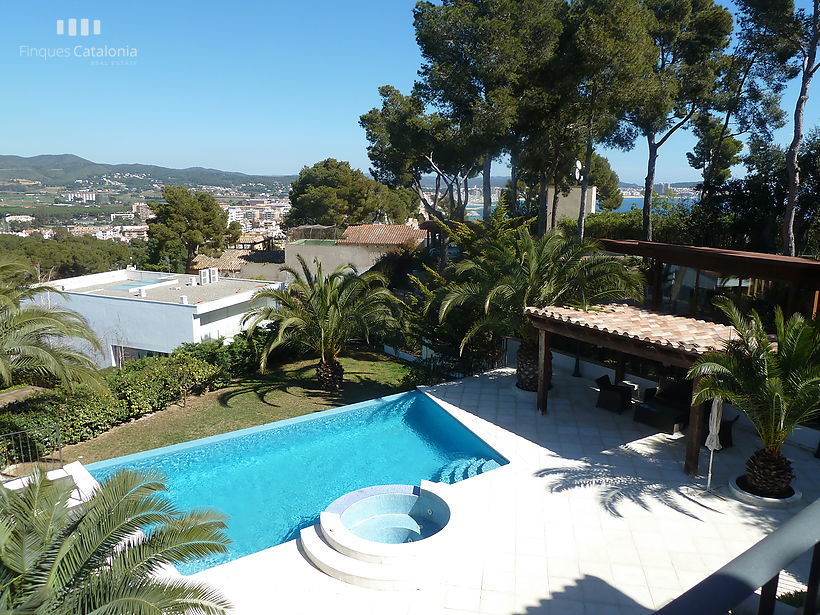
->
[40,268,281,367]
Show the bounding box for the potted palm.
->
[688,297,820,501]
[244,256,400,391]
[438,224,643,391]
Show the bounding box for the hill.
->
[0,154,297,189]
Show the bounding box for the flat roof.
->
[60,270,274,306]
[289,239,336,246]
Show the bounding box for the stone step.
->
[299,524,425,591]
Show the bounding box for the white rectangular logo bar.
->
[56,18,101,36]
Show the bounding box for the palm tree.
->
[688,297,820,498]
[244,256,400,390]
[438,226,643,390]
[0,468,231,615]
[0,258,100,389]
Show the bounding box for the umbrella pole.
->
[706,449,715,492]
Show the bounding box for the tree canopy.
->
[147,186,241,273]
[285,158,417,227]
[590,153,623,212]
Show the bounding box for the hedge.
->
[0,387,126,465]
[0,355,220,466]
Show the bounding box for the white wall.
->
[546,185,598,225]
[44,291,197,367]
[284,243,395,277]
[194,301,251,342]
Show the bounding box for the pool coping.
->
[85,390,409,471]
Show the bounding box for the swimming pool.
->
[88,391,507,574]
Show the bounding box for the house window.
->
[112,345,168,367]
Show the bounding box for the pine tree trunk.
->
[483,157,493,221]
[643,135,657,242]
[550,178,561,230]
[537,170,549,237]
[578,136,594,240]
[509,146,519,214]
[784,34,818,256]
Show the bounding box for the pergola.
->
[598,239,820,318]
[525,303,738,475]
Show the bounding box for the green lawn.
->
[63,351,413,464]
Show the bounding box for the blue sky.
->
[1,0,817,184]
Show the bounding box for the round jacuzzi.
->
[341,485,449,544]
[305,483,454,589]
[324,484,450,545]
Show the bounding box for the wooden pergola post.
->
[537,330,552,415]
[614,352,626,384]
[652,259,663,310]
[684,375,707,476]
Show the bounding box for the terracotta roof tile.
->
[191,249,251,272]
[337,224,427,246]
[525,303,736,356]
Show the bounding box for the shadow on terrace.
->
[516,575,652,615]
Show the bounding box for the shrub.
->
[107,355,219,416]
[173,340,233,387]
[172,329,280,380]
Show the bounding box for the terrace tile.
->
[192,368,820,614]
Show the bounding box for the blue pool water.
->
[109,277,171,291]
[88,391,507,574]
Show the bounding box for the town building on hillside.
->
[39,269,282,367]
[62,191,97,204]
[131,202,155,221]
[120,225,148,240]
[110,212,136,222]
[3,214,35,224]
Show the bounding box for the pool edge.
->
[86,389,419,471]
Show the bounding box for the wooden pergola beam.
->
[529,318,697,370]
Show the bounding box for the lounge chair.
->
[633,379,692,435]
[594,375,633,414]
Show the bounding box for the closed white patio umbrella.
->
[705,398,724,492]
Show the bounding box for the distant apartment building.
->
[63,191,97,204]
[40,269,282,367]
[92,227,118,241]
[131,202,155,221]
[120,225,148,240]
[222,201,291,232]
[4,214,35,223]
[110,212,136,222]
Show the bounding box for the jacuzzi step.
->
[299,524,426,591]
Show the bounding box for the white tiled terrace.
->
[194,369,820,615]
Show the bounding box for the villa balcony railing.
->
[654,497,820,615]
[0,423,64,483]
